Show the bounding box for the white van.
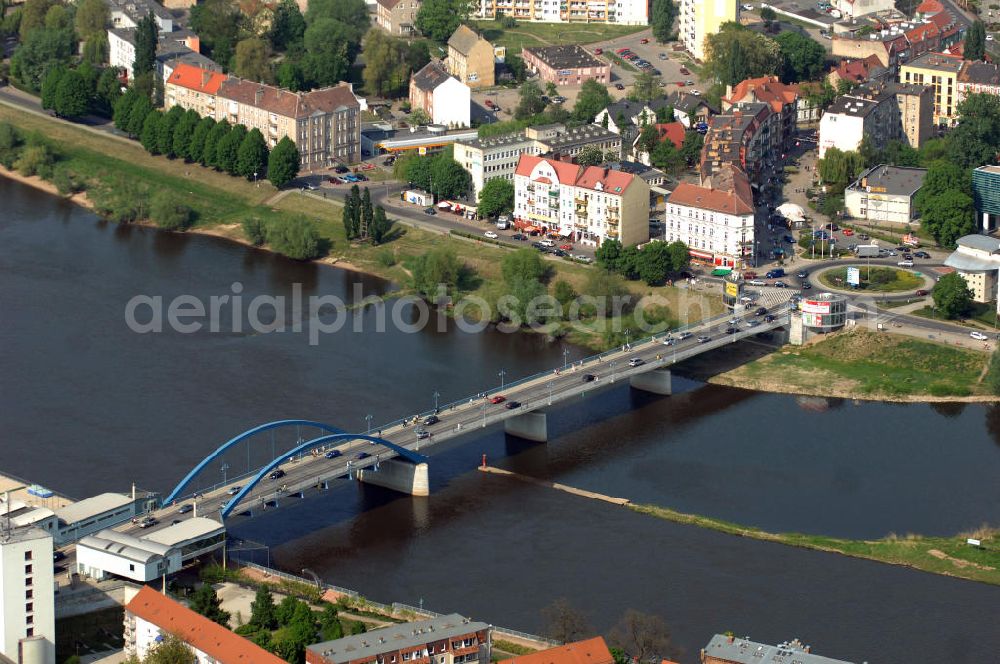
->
[496,215,510,230]
[748,279,766,286]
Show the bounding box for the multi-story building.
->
[833,0,893,19]
[818,81,933,157]
[945,235,1000,309]
[827,55,889,89]
[164,63,227,118]
[0,526,54,664]
[475,0,649,24]
[498,638,616,664]
[106,0,173,33]
[900,52,963,126]
[665,163,755,268]
[958,61,1000,101]
[409,61,472,128]
[307,614,491,664]
[125,586,285,664]
[972,165,1000,233]
[513,154,650,247]
[844,164,927,224]
[108,26,215,84]
[723,75,814,143]
[375,0,420,36]
[700,102,778,185]
[701,634,856,664]
[594,98,675,141]
[454,124,622,197]
[447,25,496,88]
[521,45,610,86]
[679,0,738,61]
[831,12,961,69]
[665,91,718,129]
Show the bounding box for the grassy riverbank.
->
[630,503,1000,586]
[711,328,995,399]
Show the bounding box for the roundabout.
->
[811,264,935,296]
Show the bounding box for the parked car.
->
[594,47,603,54]
[659,53,667,60]
[512,233,527,241]
[504,400,521,409]
[916,289,929,296]
[640,37,649,43]
[559,243,573,250]
[679,67,690,75]
[914,251,931,258]
[334,165,349,174]
[574,254,593,263]
[628,357,645,367]
[490,395,506,404]
[325,449,343,459]
[485,231,499,239]
[551,95,567,104]
[268,469,285,480]
[774,281,787,288]
[423,414,440,425]
[971,331,990,341]
[424,207,436,215]
[615,83,625,90]
[539,239,556,247]
[615,47,630,53]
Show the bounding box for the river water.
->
[2,177,999,662]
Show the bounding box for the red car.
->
[560,243,573,250]
[594,47,603,55]
[615,47,630,53]
[484,99,497,110]
[640,38,649,44]
[842,228,854,236]
[490,395,506,404]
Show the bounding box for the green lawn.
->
[469,20,647,51]
[912,302,1000,329]
[820,266,922,293]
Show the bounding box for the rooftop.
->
[0,524,51,546]
[725,76,801,114]
[669,167,754,216]
[846,164,927,196]
[523,44,604,71]
[79,530,171,564]
[956,234,1000,252]
[411,60,455,93]
[960,61,1000,86]
[308,614,490,664]
[701,635,855,664]
[55,493,133,526]
[904,51,964,73]
[974,165,1000,176]
[166,62,227,95]
[826,94,880,117]
[448,24,491,55]
[126,586,287,663]
[497,637,614,664]
[144,517,225,547]
[217,77,359,119]
[541,124,619,149]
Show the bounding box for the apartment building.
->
[900,52,963,126]
[666,91,718,129]
[108,26,215,83]
[498,638,615,664]
[165,63,227,117]
[447,25,496,88]
[679,0,738,61]
[844,164,927,223]
[665,163,755,268]
[307,614,491,664]
[475,0,649,24]
[827,55,888,89]
[375,0,420,36]
[831,12,961,69]
[513,154,650,247]
[521,45,610,86]
[700,102,778,185]
[832,0,893,19]
[723,75,814,143]
[0,527,54,664]
[701,634,856,664]
[454,123,622,197]
[958,61,1000,99]
[594,98,675,140]
[818,81,933,157]
[410,61,472,127]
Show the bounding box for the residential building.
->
[701,634,856,664]
[594,98,675,141]
[827,55,889,89]
[475,0,649,24]
[454,123,622,197]
[108,27,213,84]
[165,63,227,118]
[514,155,649,247]
[521,45,610,86]
[106,0,172,32]
[831,12,961,69]
[632,121,686,167]
[409,61,471,128]
[0,527,54,664]
[818,81,933,157]
[307,614,491,664]
[833,0,894,19]
[666,92,718,129]
[498,637,614,664]
[723,75,815,144]
[700,102,778,185]
[375,0,420,36]
[125,585,285,664]
[665,163,755,268]
[844,164,927,223]
[679,0,738,61]
[972,165,1000,233]
[900,52,963,126]
[447,25,495,88]
[958,61,1000,101]
[944,235,1000,309]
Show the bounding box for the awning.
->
[437,202,451,209]
[777,202,806,222]
[689,249,713,259]
[711,268,732,276]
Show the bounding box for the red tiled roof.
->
[928,11,954,31]
[916,0,944,14]
[497,637,614,664]
[515,155,636,194]
[515,154,581,184]
[125,586,286,664]
[217,79,358,120]
[533,176,552,184]
[654,122,685,149]
[905,21,939,43]
[724,75,800,114]
[166,63,226,95]
[669,171,754,216]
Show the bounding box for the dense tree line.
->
[395,147,471,200]
[596,238,690,287]
[342,185,392,244]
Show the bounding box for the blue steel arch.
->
[220,432,427,518]
[164,420,346,505]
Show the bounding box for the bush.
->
[376,248,396,267]
[266,217,322,260]
[13,143,53,177]
[242,217,267,245]
[150,191,194,231]
[51,163,83,195]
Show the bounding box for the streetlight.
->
[562,348,570,369]
[221,462,229,486]
[498,368,507,389]
[365,414,373,434]
[433,390,440,411]
[253,171,258,187]
[480,402,487,428]
[624,328,631,350]
[610,360,617,382]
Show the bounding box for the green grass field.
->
[820,266,923,293]
[469,20,646,51]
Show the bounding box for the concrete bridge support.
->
[629,368,673,395]
[357,460,429,496]
[504,410,548,442]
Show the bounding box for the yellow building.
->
[680,0,738,61]
[900,52,963,126]
[447,25,495,88]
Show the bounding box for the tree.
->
[932,272,973,319]
[150,190,194,230]
[143,634,196,664]
[268,136,300,187]
[502,248,545,284]
[216,123,247,174]
[19,0,58,38]
[667,240,689,272]
[133,12,158,78]
[430,154,471,199]
[411,246,462,297]
[704,22,782,87]
[607,609,673,663]
[965,20,987,62]
[126,95,153,137]
[650,139,685,174]
[156,105,185,157]
[303,18,352,87]
[190,0,240,67]
[880,140,921,167]
[370,206,392,244]
[189,584,230,627]
[97,66,123,112]
[172,109,200,160]
[82,32,109,66]
[305,0,369,38]
[636,124,660,155]
[113,89,138,133]
[360,186,374,238]
[759,5,777,25]
[915,160,972,214]
[478,177,515,219]
[816,146,865,193]
[921,188,976,248]
[775,31,826,83]
[75,0,109,39]
[651,0,677,43]
[243,217,267,245]
[236,128,269,179]
[637,241,672,285]
[541,598,592,643]
[415,0,463,42]
[987,348,1000,396]
[9,26,74,92]
[234,38,272,83]
[202,118,231,167]
[679,130,703,167]
[42,3,70,31]
[270,0,306,51]
[596,238,623,271]
[629,71,659,103]
[574,144,605,167]
[573,78,612,123]
[947,93,1000,168]
[362,30,413,98]
[267,217,322,259]
[516,80,547,120]
[188,116,215,163]
[249,586,278,630]
[343,185,360,239]
[276,60,306,91]
[40,65,63,110]
[54,69,89,118]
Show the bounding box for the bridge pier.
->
[504,410,548,442]
[628,368,672,395]
[357,460,429,496]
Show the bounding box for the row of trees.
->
[395,147,472,200]
[914,160,976,248]
[39,62,119,118]
[596,238,691,287]
[704,22,826,87]
[342,185,393,244]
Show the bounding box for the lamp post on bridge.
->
[624,328,632,351]
[365,414,373,434]
[433,390,440,412]
[498,368,507,390]
[610,360,617,382]
[221,462,229,487]
[562,348,570,369]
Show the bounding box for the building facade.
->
[833,0,894,18]
[680,0,738,61]
[307,614,491,664]
[723,76,811,144]
[973,165,1000,233]
[844,164,927,224]
[944,234,1000,309]
[447,25,496,88]
[375,0,420,36]
[164,63,227,117]
[0,527,54,664]
[700,102,778,186]
[475,0,649,24]
[900,52,963,126]
[513,155,649,247]
[409,61,472,128]
[664,165,755,267]
[818,82,933,157]
[521,45,610,86]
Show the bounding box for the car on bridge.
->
[755,307,768,316]
[415,428,430,439]
[423,414,440,425]
[325,449,342,459]
[138,516,157,528]
[678,331,693,340]
[662,337,675,346]
[764,314,775,322]
[582,373,596,382]
[490,395,506,404]
[227,486,241,495]
[357,452,371,459]
[269,469,285,480]
[697,335,711,343]
[177,504,193,514]
[726,327,739,334]
[505,400,521,409]
[628,357,645,367]
[745,319,761,327]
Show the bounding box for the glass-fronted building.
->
[972,165,1000,233]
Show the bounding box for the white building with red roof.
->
[664,164,756,268]
[513,155,649,247]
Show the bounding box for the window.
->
[26,628,33,638]
[26,603,33,613]
[25,589,32,600]
[24,564,32,575]
[26,614,33,626]
[24,551,32,561]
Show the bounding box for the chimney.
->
[256,86,264,105]
[202,68,210,88]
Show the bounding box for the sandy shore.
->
[0,165,93,210]
[707,374,1000,403]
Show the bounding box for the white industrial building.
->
[945,235,1000,311]
[844,165,927,224]
[0,525,55,664]
[53,492,154,545]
